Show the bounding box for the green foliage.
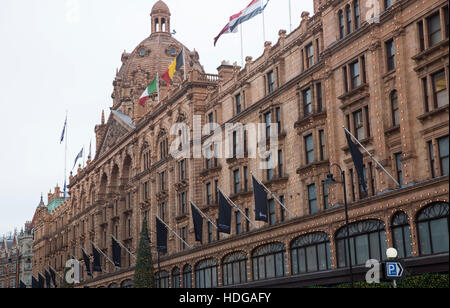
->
[322,273,449,288]
[133,216,155,288]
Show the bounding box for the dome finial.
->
[151,1,171,35]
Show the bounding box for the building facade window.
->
[432,70,448,108]
[438,136,449,176]
[195,259,218,288]
[268,199,276,226]
[395,153,403,186]
[391,90,399,126]
[235,93,242,114]
[416,202,449,256]
[303,88,312,117]
[156,271,169,288]
[391,212,413,259]
[386,39,396,71]
[308,184,318,214]
[336,220,387,267]
[172,267,181,288]
[222,252,248,286]
[267,71,275,94]
[233,169,240,194]
[291,232,332,274]
[182,265,192,288]
[306,43,314,68]
[252,243,286,281]
[305,134,314,164]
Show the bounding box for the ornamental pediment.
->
[98,111,136,157]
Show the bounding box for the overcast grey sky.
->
[0,0,313,236]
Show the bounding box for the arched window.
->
[195,259,218,288]
[391,212,412,258]
[252,242,286,281]
[336,220,387,267]
[108,283,118,288]
[120,279,133,288]
[182,264,192,288]
[291,232,332,275]
[417,202,449,255]
[338,10,345,39]
[391,90,399,126]
[222,251,248,286]
[156,270,169,288]
[172,267,180,289]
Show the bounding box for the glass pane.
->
[430,218,449,254]
[326,243,332,269]
[369,232,381,261]
[233,263,240,284]
[276,253,285,277]
[241,261,247,283]
[306,246,318,272]
[258,257,265,280]
[291,250,298,275]
[317,243,327,271]
[205,268,211,288]
[355,235,369,265]
[337,240,346,268]
[418,222,431,255]
[299,248,307,273]
[266,255,275,279]
[253,259,258,281]
[393,228,405,258]
[404,227,413,257]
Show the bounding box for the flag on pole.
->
[49,267,57,287]
[111,236,122,267]
[252,176,268,222]
[191,202,204,243]
[214,0,270,46]
[82,248,92,277]
[91,244,102,272]
[156,217,168,253]
[45,270,51,289]
[161,50,185,87]
[72,148,83,170]
[19,280,27,289]
[345,130,367,192]
[31,276,39,289]
[218,191,232,234]
[60,116,67,144]
[38,273,45,288]
[139,75,159,106]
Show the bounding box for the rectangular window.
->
[214,180,219,204]
[235,211,242,235]
[244,166,249,192]
[276,107,282,133]
[233,169,240,194]
[349,169,356,201]
[339,11,345,39]
[180,227,187,250]
[354,0,360,29]
[279,195,286,222]
[206,182,212,205]
[343,66,348,93]
[432,70,448,108]
[350,61,360,89]
[308,184,318,214]
[179,192,187,214]
[160,203,166,221]
[265,112,272,138]
[346,6,352,34]
[303,88,312,116]
[306,43,314,68]
[323,183,329,210]
[266,153,274,181]
[395,153,403,186]
[422,77,430,112]
[316,83,323,112]
[267,71,275,93]
[208,222,213,243]
[268,199,276,226]
[278,150,284,178]
[427,12,442,47]
[235,93,242,114]
[386,39,396,71]
[428,141,436,178]
[179,159,186,181]
[160,171,166,191]
[438,136,449,176]
[391,91,399,126]
[305,134,314,164]
[369,162,376,195]
[418,21,425,51]
[232,131,238,158]
[245,208,250,232]
[143,181,149,201]
[353,109,364,140]
[319,130,327,161]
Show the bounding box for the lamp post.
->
[323,163,354,288]
[386,248,399,288]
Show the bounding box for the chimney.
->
[217,61,234,82]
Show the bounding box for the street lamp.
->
[386,247,399,288]
[323,163,354,288]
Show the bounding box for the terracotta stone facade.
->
[32,0,449,288]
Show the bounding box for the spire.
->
[38,193,45,208]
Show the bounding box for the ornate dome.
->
[152,0,170,14]
[111,1,204,119]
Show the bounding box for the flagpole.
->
[262,0,266,43]
[91,241,120,270]
[289,0,292,32]
[218,189,258,229]
[64,111,68,200]
[190,202,218,229]
[156,216,192,249]
[183,47,187,81]
[251,173,295,218]
[111,234,137,260]
[240,24,244,67]
[157,72,160,104]
[343,127,401,187]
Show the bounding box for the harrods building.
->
[31,0,449,288]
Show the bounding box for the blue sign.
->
[386,262,404,279]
